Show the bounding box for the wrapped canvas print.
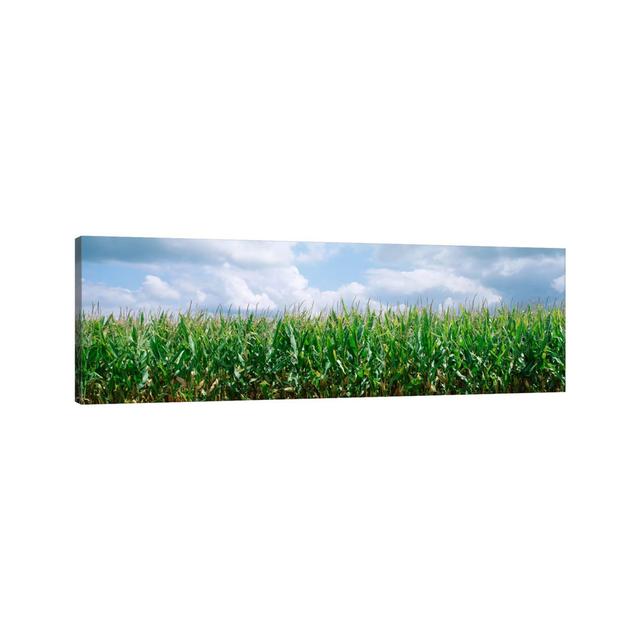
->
[75,237,565,404]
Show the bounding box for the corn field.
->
[76,304,565,403]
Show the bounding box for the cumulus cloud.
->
[80,238,565,314]
[140,275,180,301]
[294,243,340,264]
[82,276,180,313]
[207,240,296,267]
[81,282,136,311]
[82,264,371,315]
[551,274,565,293]
[368,245,565,304]
[373,244,564,275]
[215,267,277,309]
[365,268,502,305]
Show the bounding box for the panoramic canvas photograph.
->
[75,237,566,404]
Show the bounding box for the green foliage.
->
[76,304,565,403]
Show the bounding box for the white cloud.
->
[205,240,296,267]
[83,263,374,315]
[81,239,564,314]
[81,282,136,311]
[83,263,505,315]
[82,276,180,314]
[487,254,565,278]
[365,268,502,305]
[169,276,208,305]
[551,274,565,293]
[217,270,276,309]
[294,243,339,264]
[140,275,180,301]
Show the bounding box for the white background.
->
[1,1,639,638]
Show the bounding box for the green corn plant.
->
[76,303,565,403]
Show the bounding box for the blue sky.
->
[79,237,565,314]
